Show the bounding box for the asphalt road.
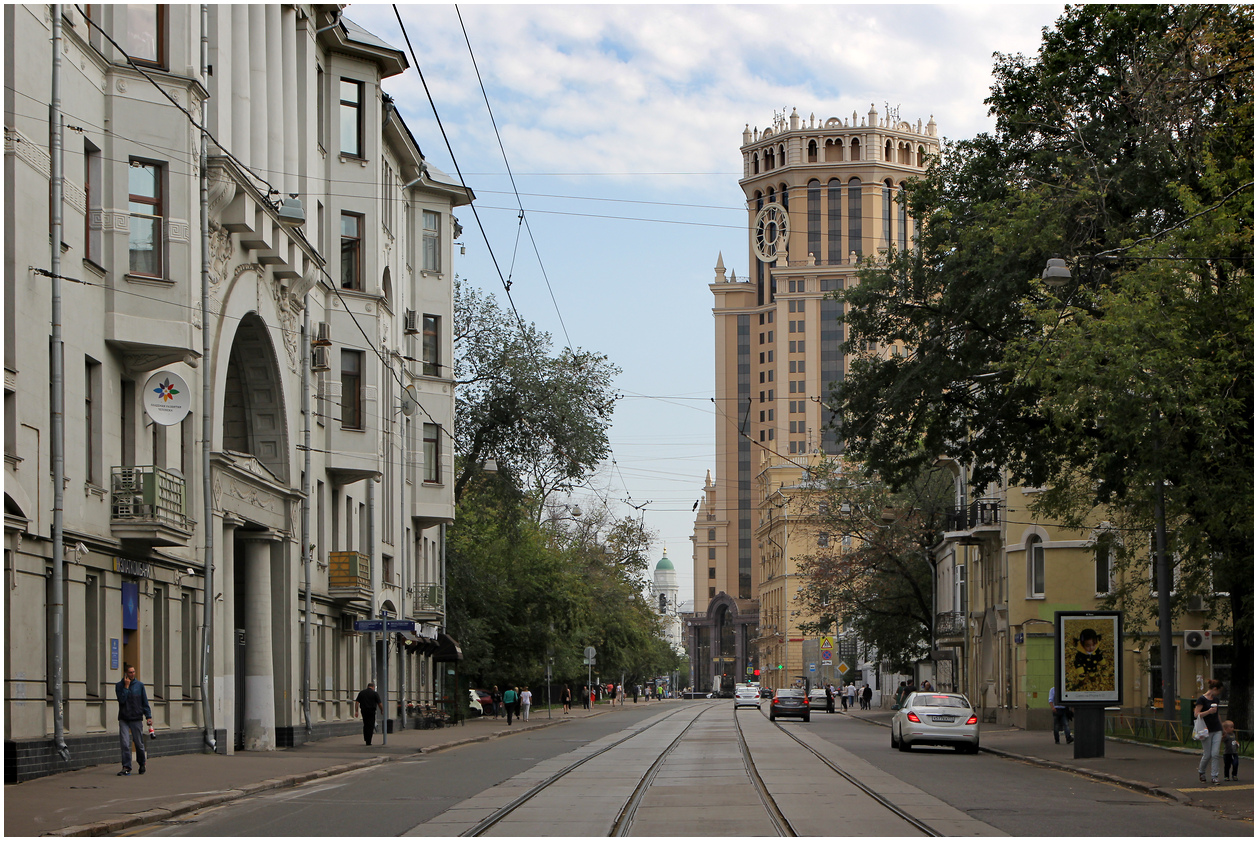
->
[806,709,1251,837]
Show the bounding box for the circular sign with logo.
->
[143,370,191,426]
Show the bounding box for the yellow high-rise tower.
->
[689,105,939,694]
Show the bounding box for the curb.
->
[42,718,575,836]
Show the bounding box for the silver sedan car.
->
[891,692,979,753]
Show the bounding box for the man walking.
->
[355,681,383,745]
[115,664,152,776]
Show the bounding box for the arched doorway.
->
[222,313,289,483]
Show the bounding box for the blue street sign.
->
[353,620,384,632]
[384,620,416,632]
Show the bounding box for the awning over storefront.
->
[433,633,462,662]
[400,628,460,661]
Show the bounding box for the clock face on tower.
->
[753,202,789,263]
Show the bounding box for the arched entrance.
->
[222,313,290,484]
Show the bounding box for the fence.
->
[1106,711,1252,756]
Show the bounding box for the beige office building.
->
[689,106,939,694]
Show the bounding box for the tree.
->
[834,5,1253,725]
[452,279,620,514]
[795,464,954,671]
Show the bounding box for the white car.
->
[891,692,980,753]
[734,685,762,709]
[808,688,829,711]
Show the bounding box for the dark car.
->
[760,687,772,699]
[769,688,810,722]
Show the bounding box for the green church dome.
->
[656,553,674,571]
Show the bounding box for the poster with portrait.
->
[1056,611,1122,705]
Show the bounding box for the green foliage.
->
[446,485,679,693]
[452,279,620,513]
[795,463,954,670]
[832,4,1252,725]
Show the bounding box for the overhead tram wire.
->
[454,3,574,354]
[75,9,461,448]
[390,4,533,348]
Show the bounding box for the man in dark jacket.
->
[115,664,152,776]
[355,681,383,745]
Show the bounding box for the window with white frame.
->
[128,159,163,277]
[1027,535,1045,597]
[422,210,440,272]
[1094,535,1114,595]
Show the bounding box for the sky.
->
[349,3,1067,605]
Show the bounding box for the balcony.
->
[943,499,1001,539]
[412,582,445,618]
[110,465,192,546]
[328,551,371,604]
[935,611,967,641]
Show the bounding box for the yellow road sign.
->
[838,662,850,675]
[820,636,833,650]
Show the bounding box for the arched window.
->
[659,593,667,614]
[850,138,861,161]
[766,147,775,169]
[885,139,893,162]
[897,185,908,252]
[847,177,862,258]
[381,266,393,308]
[827,179,842,264]
[882,180,893,250]
[807,180,821,263]
[1028,535,1045,597]
[778,144,785,166]
[917,145,926,167]
[807,139,818,162]
[753,152,760,174]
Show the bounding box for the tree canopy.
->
[452,279,620,515]
[833,4,1252,724]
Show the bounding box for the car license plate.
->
[930,715,955,722]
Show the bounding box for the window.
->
[827,179,843,263]
[128,160,162,276]
[340,79,364,157]
[340,350,363,429]
[382,161,394,233]
[84,140,102,262]
[181,590,194,697]
[817,533,829,548]
[423,423,441,483]
[383,554,394,587]
[848,177,862,258]
[422,210,440,272]
[422,314,440,376]
[120,4,166,67]
[1094,536,1114,595]
[85,357,101,485]
[85,575,101,697]
[709,586,716,599]
[708,548,716,560]
[807,180,820,262]
[708,567,716,579]
[882,182,893,250]
[316,65,326,150]
[954,563,967,613]
[152,587,166,699]
[1027,535,1045,597]
[708,529,716,541]
[340,213,362,290]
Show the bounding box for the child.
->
[1222,720,1241,782]
[1073,628,1104,674]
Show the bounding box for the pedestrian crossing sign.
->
[820,636,833,650]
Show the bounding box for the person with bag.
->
[1049,685,1073,744]
[503,686,518,725]
[1194,679,1224,784]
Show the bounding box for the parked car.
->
[769,688,810,722]
[468,689,493,716]
[891,692,979,753]
[734,685,762,710]
[807,688,829,711]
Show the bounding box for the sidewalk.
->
[845,707,1253,823]
[4,700,645,837]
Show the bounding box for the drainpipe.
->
[301,309,312,737]
[49,4,70,763]
[198,3,217,754]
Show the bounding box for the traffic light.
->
[753,669,760,676]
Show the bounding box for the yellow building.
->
[688,106,939,695]
[934,473,1233,728]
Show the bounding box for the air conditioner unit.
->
[1183,629,1212,652]
[404,310,420,334]
[312,321,332,346]
[340,613,359,635]
[1185,595,1206,612]
[310,346,331,372]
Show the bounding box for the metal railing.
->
[934,611,967,637]
[110,465,187,529]
[944,499,1000,533]
[1106,711,1253,755]
[413,582,444,614]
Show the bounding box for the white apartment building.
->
[4,4,469,780]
